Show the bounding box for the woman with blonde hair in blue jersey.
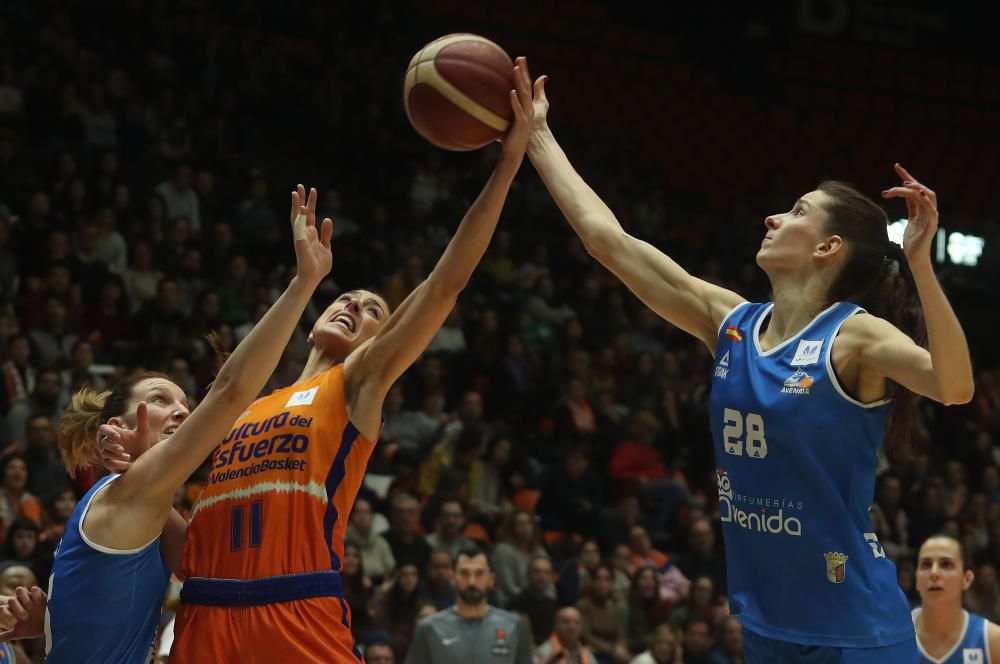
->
[522,66,973,663]
[0,184,335,662]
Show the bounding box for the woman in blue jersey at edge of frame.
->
[0,184,334,662]
[912,534,1000,663]
[520,65,973,664]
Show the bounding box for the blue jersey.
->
[45,474,171,663]
[709,301,913,648]
[913,608,991,664]
[0,643,14,663]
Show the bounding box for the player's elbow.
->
[940,382,974,406]
[426,270,467,300]
[581,225,626,262]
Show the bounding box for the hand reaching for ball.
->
[498,56,535,161]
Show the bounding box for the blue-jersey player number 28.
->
[723,408,768,459]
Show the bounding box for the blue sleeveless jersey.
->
[913,608,991,664]
[45,474,171,663]
[709,301,913,647]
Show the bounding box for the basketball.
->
[403,33,515,151]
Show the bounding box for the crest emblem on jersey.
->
[714,351,730,380]
[781,369,814,395]
[963,649,984,663]
[491,628,510,656]
[824,552,848,583]
[725,325,743,342]
[790,339,823,366]
[285,386,319,408]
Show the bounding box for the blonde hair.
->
[58,388,110,477]
[57,371,173,477]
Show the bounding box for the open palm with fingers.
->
[289,184,334,286]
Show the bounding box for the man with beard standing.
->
[405,547,533,664]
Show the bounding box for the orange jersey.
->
[182,364,377,579]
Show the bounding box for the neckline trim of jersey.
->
[913,607,970,664]
[752,301,840,357]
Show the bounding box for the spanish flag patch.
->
[725,326,743,342]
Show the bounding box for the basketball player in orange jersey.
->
[118,58,534,663]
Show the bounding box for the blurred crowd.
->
[1,1,999,663]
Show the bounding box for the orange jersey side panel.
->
[181,364,376,580]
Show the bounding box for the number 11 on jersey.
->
[723,408,768,459]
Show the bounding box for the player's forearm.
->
[528,126,624,257]
[212,276,318,400]
[427,153,519,295]
[910,259,973,404]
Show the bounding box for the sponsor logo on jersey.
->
[963,648,984,663]
[725,326,743,342]
[211,411,316,483]
[285,386,319,408]
[824,551,848,583]
[714,350,730,380]
[781,369,813,395]
[790,339,823,366]
[717,469,803,537]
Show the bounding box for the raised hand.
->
[98,401,149,473]
[497,56,536,160]
[881,163,939,265]
[289,184,334,285]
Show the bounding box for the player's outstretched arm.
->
[525,75,744,350]
[344,58,534,433]
[853,165,974,405]
[92,186,332,546]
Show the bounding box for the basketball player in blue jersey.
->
[0,187,333,663]
[522,70,974,663]
[912,535,1000,663]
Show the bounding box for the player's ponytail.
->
[58,388,111,477]
[57,371,173,477]
[819,181,927,459]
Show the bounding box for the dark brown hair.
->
[818,181,927,459]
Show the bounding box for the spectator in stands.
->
[577,563,630,664]
[625,566,672,654]
[418,548,456,610]
[1,517,49,589]
[0,455,42,539]
[372,562,422,645]
[342,541,374,645]
[425,499,476,561]
[346,497,396,584]
[509,555,558,645]
[5,369,63,446]
[681,618,715,664]
[537,447,605,537]
[493,510,549,606]
[534,606,596,664]
[629,625,680,664]
[383,492,431,575]
[708,616,743,664]
[671,518,727,596]
[22,414,70,497]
